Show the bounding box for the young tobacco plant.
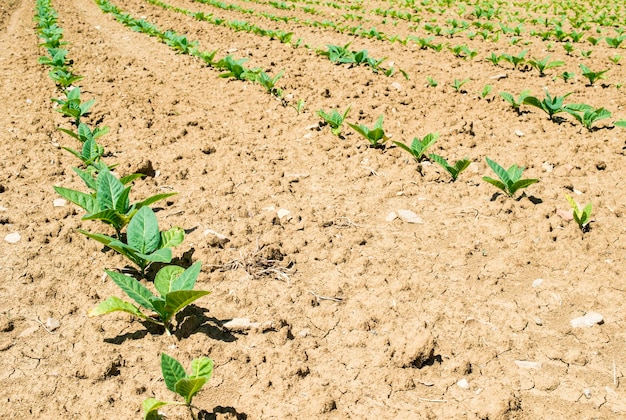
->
[317,106,351,137]
[523,90,572,120]
[49,68,84,89]
[79,205,185,277]
[52,87,94,125]
[527,55,564,76]
[429,154,471,181]
[564,104,612,130]
[59,122,109,144]
[394,132,439,162]
[565,194,592,232]
[451,78,470,93]
[501,50,527,69]
[579,64,609,86]
[216,56,259,81]
[89,261,210,335]
[347,115,389,148]
[500,90,531,113]
[54,167,176,236]
[143,353,213,420]
[482,157,539,198]
[256,70,284,97]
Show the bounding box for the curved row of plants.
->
[35,0,216,418]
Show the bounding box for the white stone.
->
[515,360,542,369]
[532,278,544,288]
[46,318,60,331]
[0,206,7,211]
[542,162,554,172]
[570,312,604,328]
[397,209,423,224]
[385,212,398,222]
[4,232,20,243]
[277,208,291,219]
[53,198,67,207]
[390,82,402,91]
[515,129,525,137]
[457,378,470,389]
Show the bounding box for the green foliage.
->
[579,64,609,86]
[216,56,259,81]
[564,104,612,130]
[481,84,492,99]
[527,55,564,76]
[605,35,626,48]
[51,87,94,125]
[54,167,176,236]
[143,352,214,420]
[522,90,572,120]
[256,70,284,97]
[501,50,527,69]
[565,195,592,232]
[426,76,438,87]
[347,115,389,148]
[394,132,439,162]
[49,68,83,88]
[317,106,351,136]
[79,206,185,276]
[89,262,210,335]
[482,157,539,198]
[429,154,471,181]
[451,78,470,92]
[290,99,305,114]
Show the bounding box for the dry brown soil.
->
[1,0,626,418]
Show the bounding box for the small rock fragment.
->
[532,278,544,288]
[514,360,542,369]
[4,232,20,243]
[277,208,291,219]
[390,82,402,91]
[583,388,591,399]
[46,318,60,331]
[203,229,230,247]
[397,209,423,224]
[19,325,39,338]
[457,378,470,389]
[222,318,274,332]
[542,162,554,172]
[385,212,398,222]
[515,129,525,137]
[53,198,67,207]
[557,209,574,221]
[570,312,604,328]
[534,317,543,326]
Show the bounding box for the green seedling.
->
[557,71,576,82]
[451,78,470,93]
[501,49,528,69]
[319,43,354,63]
[38,48,68,69]
[256,70,284,97]
[500,90,530,114]
[609,55,622,65]
[565,194,592,232]
[580,50,592,58]
[290,99,305,114]
[527,55,564,76]
[58,122,109,144]
[394,132,439,162]
[162,31,198,54]
[615,120,626,128]
[426,76,438,87]
[196,50,218,67]
[486,52,503,66]
[317,106,351,136]
[49,68,83,88]
[605,35,626,48]
[216,56,259,81]
[89,261,210,335]
[482,157,539,198]
[522,90,572,120]
[143,353,213,420]
[347,115,389,148]
[62,136,105,167]
[429,154,471,181]
[79,206,184,277]
[481,84,493,99]
[564,104,612,130]
[579,64,609,86]
[52,87,94,125]
[54,168,176,236]
[562,42,574,55]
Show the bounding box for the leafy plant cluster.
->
[499,88,625,130]
[35,2,213,418]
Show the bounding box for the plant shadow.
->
[198,406,247,420]
[174,305,238,342]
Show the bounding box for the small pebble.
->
[532,278,544,288]
[570,312,604,328]
[515,129,525,137]
[397,209,423,224]
[542,162,554,172]
[457,378,470,389]
[46,318,60,331]
[385,212,398,222]
[4,232,20,243]
[514,360,542,369]
[53,198,67,207]
[390,82,402,91]
[534,317,543,326]
[583,388,591,399]
[277,208,291,219]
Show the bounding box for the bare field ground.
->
[1,0,626,418]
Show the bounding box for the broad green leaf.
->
[164,290,211,320]
[507,164,524,183]
[142,398,169,420]
[127,206,160,255]
[190,357,213,379]
[97,170,125,211]
[120,173,144,185]
[175,377,207,405]
[88,296,146,319]
[161,227,185,248]
[155,265,185,297]
[485,157,512,186]
[161,353,187,393]
[106,270,156,311]
[509,178,539,195]
[171,261,202,292]
[134,192,178,209]
[614,120,626,128]
[115,187,131,213]
[83,209,127,231]
[482,176,507,194]
[136,248,172,263]
[54,186,98,213]
[71,167,97,191]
